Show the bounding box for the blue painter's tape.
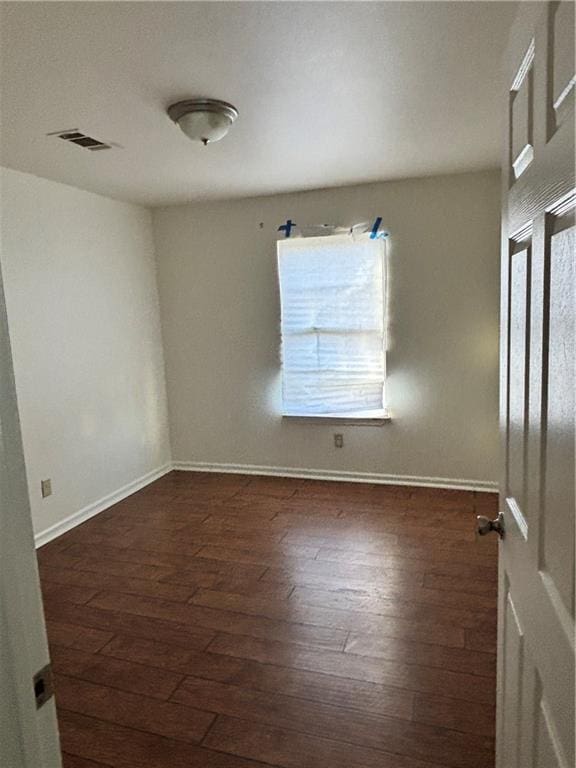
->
[278,219,295,238]
[370,217,388,239]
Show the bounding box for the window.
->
[277,234,387,419]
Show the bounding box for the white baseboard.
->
[34,459,497,548]
[172,460,498,493]
[34,462,172,548]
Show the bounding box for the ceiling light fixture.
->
[167,98,238,146]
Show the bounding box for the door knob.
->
[476,513,505,539]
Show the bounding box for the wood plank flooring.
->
[37,471,499,768]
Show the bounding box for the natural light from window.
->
[277,234,387,419]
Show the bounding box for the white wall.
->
[0,168,171,539]
[153,170,501,488]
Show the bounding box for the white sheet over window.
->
[277,235,386,416]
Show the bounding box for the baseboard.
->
[34,462,173,548]
[172,461,498,493]
[34,459,497,548]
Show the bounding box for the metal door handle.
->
[476,513,505,539]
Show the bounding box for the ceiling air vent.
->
[47,129,113,151]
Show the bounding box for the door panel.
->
[550,0,575,129]
[542,223,575,617]
[534,692,568,768]
[500,589,524,768]
[507,247,530,520]
[511,66,534,179]
[498,3,574,768]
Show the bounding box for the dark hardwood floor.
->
[37,471,499,768]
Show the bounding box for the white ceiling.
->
[0,1,517,207]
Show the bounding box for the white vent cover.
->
[47,129,113,151]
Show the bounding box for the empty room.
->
[1,2,574,768]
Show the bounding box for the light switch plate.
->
[41,479,52,498]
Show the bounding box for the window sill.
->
[282,410,391,427]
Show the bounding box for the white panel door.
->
[497,2,575,767]
[0,249,62,763]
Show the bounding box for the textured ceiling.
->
[0,1,517,206]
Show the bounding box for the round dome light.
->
[167,99,238,145]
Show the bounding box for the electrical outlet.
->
[334,434,344,448]
[41,479,52,498]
